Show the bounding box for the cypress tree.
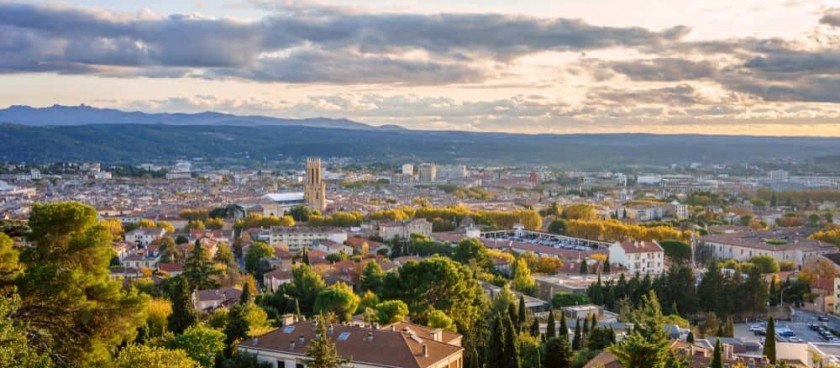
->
[224,303,251,353]
[302,248,310,265]
[725,316,735,337]
[240,283,251,305]
[686,331,695,344]
[591,313,598,330]
[530,318,540,337]
[543,336,572,368]
[604,256,610,273]
[167,276,197,334]
[579,259,588,274]
[501,312,520,368]
[518,296,527,332]
[546,310,556,338]
[485,314,507,368]
[583,313,591,337]
[508,303,519,333]
[572,319,582,350]
[711,339,723,368]
[769,280,778,306]
[764,317,777,364]
[559,312,569,336]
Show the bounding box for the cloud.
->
[0,2,689,84]
[587,84,705,105]
[603,58,717,81]
[820,8,840,27]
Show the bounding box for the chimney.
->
[328,324,334,335]
[431,328,443,342]
[299,335,305,344]
[252,337,259,346]
[289,340,296,350]
[281,313,295,326]
[367,332,374,342]
[391,325,396,332]
[422,344,429,358]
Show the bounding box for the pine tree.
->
[530,318,540,337]
[183,239,220,290]
[485,314,506,368]
[518,296,527,333]
[764,317,776,364]
[711,339,723,368]
[559,312,569,336]
[303,314,350,368]
[167,276,197,334]
[546,310,556,338]
[572,319,582,350]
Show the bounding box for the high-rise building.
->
[304,158,326,212]
[401,163,414,175]
[418,163,437,183]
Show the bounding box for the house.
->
[365,218,433,240]
[121,249,161,269]
[701,230,835,267]
[156,262,185,277]
[192,287,243,311]
[608,240,665,275]
[270,227,347,251]
[345,236,389,256]
[264,269,294,292]
[238,320,464,368]
[125,227,166,246]
[312,239,353,255]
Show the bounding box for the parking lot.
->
[734,314,840,344]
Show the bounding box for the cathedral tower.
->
[304,158,326,212]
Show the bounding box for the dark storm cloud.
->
[0,2,689,84]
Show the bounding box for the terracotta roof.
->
[264,269,293,280]
[157,262,184,273]
[240,321,463,368]
[195,287,242,303]
[616,240,663,254]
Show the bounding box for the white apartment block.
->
[608,240,665,275]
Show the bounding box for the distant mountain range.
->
[2,122,840,167]
[0,104,389,130]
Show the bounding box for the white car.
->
[788,337,804,343]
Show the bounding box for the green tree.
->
[572,319,582,350]
[559,312,569,336]
[183,239,221,290]
[314,282,360,322]
[579,259,588,274]
[711,339,723,368]
[16,202,148,366]
[518,296,527,333]
[168,276,198,334]
[380,256,487,330]
[548,219,568,235]
[375,300,409,324]
[0,294,53,368]
[659,240,691,264]
[686,331,694,343]
[607,291,673,368]
[750,255,780,274]
[213,243,236,266]
[224,303,251,352]
[427,309,457,332]
[244,241,274,281]
[530,318,540,337]
[302,314,350,368]
[512,258,536,294]
[359,261,385,294]
[587,326,615,350]
[288,205,312,222]
[114,344,198,368]
[158,236,179,263]
[221,352,272,368]
[486,312,520,368]
[166,325,226,368]
[290,264,326,316]
[764,316,776,364]
[543,336,572,368]
[452,238,492,269]
[0,232,21,290]
[546,310,556,338]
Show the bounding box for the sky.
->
[1,0,840,136]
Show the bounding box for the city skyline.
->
[1,0,840,136]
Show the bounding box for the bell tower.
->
[304,158,326,212]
